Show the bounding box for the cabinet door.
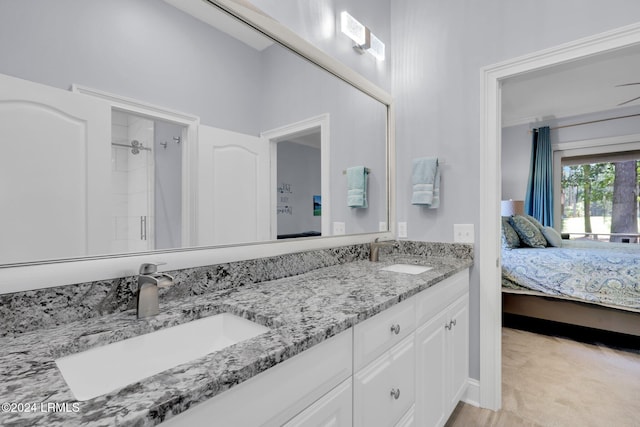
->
[447,294,469,409]
[284,379,352,427]
[415,310,448,427]
[354,334,415,427]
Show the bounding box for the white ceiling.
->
[501,43,640,127]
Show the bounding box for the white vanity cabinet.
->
[283,379,352,427]
[352,269,469,427]
[415,271,469,427]
[352,297,416,427]
[161,269,469,427]
[353,334,415,427]
[160,330,353,427]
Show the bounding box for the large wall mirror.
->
[0,0,390,269]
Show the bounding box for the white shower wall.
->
[110,111,154,254]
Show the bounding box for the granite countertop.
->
[0,254,471,426]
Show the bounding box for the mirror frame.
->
[0,0,396,293]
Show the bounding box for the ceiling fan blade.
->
[616,82,640,87]
[618,95,640,106]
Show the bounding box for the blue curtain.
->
[524,126,554,226]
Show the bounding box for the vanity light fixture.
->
[340,11,385,61]
[340,11,366,46]
[368,32,385,61]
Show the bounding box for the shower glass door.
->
[110,110,154,253]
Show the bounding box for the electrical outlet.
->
[454,224,474,243]
[379,221,388,232]
[333,222,346,235]
[398,222,408,238]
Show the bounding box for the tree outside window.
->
[561,159,639,242]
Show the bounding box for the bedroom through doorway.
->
[479,22,640,411]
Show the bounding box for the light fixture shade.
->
[368,32,385,60]
[501,200,524,216]
[340,11,366,46]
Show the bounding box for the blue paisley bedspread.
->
[502,240,640,310]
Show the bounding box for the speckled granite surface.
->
[0,242,472,338]
[0,245,472,426]
[0,244,371,337]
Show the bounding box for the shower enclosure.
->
[110,110,184,253]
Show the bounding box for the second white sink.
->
[55,313,269,401]
[380,264,433,275]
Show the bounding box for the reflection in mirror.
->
[276,128,322,239]
[0,0,388,266]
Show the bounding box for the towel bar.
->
[342,167,370,175]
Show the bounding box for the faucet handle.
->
[139,262,166,275]
[157,273,174,288]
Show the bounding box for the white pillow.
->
[541,226,563,247]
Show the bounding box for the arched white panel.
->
[0,75,111,263]
[198,125,270,246]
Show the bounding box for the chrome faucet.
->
[370,238,394,262]
[136,262,174,319]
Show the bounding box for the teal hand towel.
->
[347,166,368,208]
[411,157,440,208]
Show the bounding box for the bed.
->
[501,235,640,337]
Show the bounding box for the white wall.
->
[391,0,640,380]
[502,104,640,200]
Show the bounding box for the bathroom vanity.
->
[0,246,471,427]
[163,268,469,427]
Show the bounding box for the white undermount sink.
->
[380,264,433,275]
[55,313,270,401]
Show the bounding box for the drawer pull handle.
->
[451,319,457,327]
[390,324,401,335]
[390,388,401,400]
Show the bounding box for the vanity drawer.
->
[353,334,415,427]
[415,270,468,326]
[354,297,415,371]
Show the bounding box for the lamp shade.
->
[501,200,524,216]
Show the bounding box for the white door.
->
[0,74,111,263]
[197,125,270,246]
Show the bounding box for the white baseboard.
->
[462,378,480,407]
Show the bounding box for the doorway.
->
[275,132,322,239]
[262,114,330,240]
[110,110,186,253]
[73,84,199,249]
[479,23,640,410]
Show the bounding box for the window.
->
[561,152,640,242]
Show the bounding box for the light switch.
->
[454,224,474,243]
[333,222,346,235]
[379,221,387,232]
[398,222,408,238]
